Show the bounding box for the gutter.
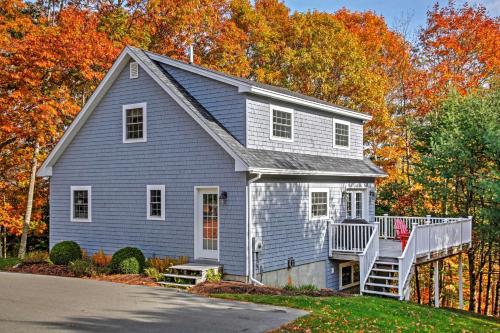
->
[247,172,264,286]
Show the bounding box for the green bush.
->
[22,251,49,264]
[69,259,91,277]
[206,268,222,282]
[110,247,145,273]
[144,267,162,281]
[119,257,140,274]
[283,284,319,293]
[49,241,82,265]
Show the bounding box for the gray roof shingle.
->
[131,47,386,177]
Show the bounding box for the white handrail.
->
[329,223,376,253]
[359,223,379,292]
[397,223,418,299]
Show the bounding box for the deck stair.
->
[158,263,221,288]
[362,257,399,298]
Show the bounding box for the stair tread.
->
[158,282,194,288]
[362,289,399,298]
[369,275,398,281]
[376,261,399,266]
[372,268,398,273]
[366,282,398,289]
[163,273,202,279]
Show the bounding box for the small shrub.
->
[69,259,91,277]
[205,268,222,282]
[50,241,82,265]
[91,249,112,267]
[119,257,140,274]
[22,251,49,264]
[110,247,145,273]
[146,255,190,273]
[283,284,319,293]
[144,267,162,281]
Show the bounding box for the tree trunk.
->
[415,265,421,304]
[484,251,492,315]
[468,249,476,311]
[494,280,499,316]
[18,142,39,259]
[477,271,483,313]
[429,263,433,306]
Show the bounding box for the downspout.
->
[247,172,264,286]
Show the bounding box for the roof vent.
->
[188,45,194,64]
[130,61,139,79]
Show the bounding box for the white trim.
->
[193,186,220,261]
[333,119,350,149]
[122,102,147,143]
[269,105,294,142]
[129,61,139,79]
[147,51,372,121]
[37,47,249,176]
[70,186,92,222]
[248,168,386,178]
[147,185,165,221]
[339,261,360,290]
[309,187,330,220]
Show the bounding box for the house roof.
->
[37,46,385,178]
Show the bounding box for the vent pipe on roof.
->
[188,45,194,64]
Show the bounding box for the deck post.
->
[425,215,431,224]
[434,261,439,308]
[412,223,418,262]
[383,213,388,239]
[458,254,463,310]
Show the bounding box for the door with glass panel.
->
[195,188,219,260]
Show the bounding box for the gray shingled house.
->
[37,47,471,299]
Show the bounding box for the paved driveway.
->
[0,272,306,333]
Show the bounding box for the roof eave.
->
[248,168,387,178]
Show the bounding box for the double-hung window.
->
[270,105,294,141]
[123,102,147,143]
[345,191,365,219]
[147,185,165,220]
[334,120,350,148]
[309,188,329,220]
[71,186,91,222]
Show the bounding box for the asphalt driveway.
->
[0,272,306,333]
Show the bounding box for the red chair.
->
[395,219,410,250]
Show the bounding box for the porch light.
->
[219,191,228,204]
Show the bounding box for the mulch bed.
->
[8,263,158,287]
[9,263,75,277]
[190,281,350,297]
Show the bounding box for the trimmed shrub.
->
[144,267,162,281]
[22,251,49,264]
[69,259,91,277]
[119,257,140,274]
[50,241,82,265]
[110,247,145,273]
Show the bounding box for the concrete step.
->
[158,282,194,288]
[362,289,399,298]
[365,282,398,289]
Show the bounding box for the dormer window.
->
[270,105,294,142]
[334,120,350,148]
[123,102,147,143]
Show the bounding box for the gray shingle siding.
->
[246,96,364,159]
[250,177,375,289]
[50,61,247,275]
[162,64,246,145]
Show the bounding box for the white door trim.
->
[193,186,220,260]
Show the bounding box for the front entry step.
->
[159,263,221,288]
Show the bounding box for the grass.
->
[0,257,20,270]
[214,294,499,332]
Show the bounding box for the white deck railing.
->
[376,215,466,239]
[359,224,379,292]
[398,223,417,299]
[329,223,377,255]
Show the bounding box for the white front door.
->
[194,188,219,260]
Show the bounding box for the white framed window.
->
[123,102,147,143]
[270,105,294,142]
[345,190,367,219]
[147,185,165,220]
[70,186,91,222]
[130,61,139,79]
[309,188,329,220]
[334,120,350,148]
[339,261,360,290]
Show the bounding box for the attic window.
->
[130,61,139,79]
[270,105,294,142]
[334,120,350,148]
[122,102,147,143]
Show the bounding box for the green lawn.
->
[214,294,499,332]
[0,257,20,270]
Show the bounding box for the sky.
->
[283,0,500,38]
